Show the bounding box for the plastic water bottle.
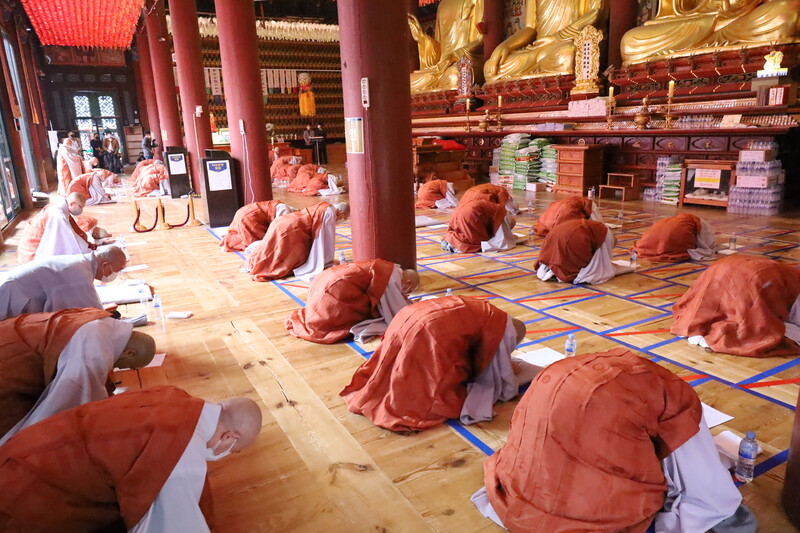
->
[630,249,638,269]
[527,226,535,245]
[616,210,624,226]
[735,431,758,483]
[527,200,533,214]
[138,286,150,318]
[729,233,737,250]
[588,186,595,199]
[446,288,453,297]
[338,250,347,264]
[117,234,126,250]
[565,333,577,357]
[152,294,165,322]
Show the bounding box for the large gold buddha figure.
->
[408,0,484,93]
[483,0,608,83]
[621,0,800,64]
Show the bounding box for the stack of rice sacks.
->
[499,134,530,188]
[659,156,684,205]
[537,140,558,187]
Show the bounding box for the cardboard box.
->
[736,174,778,188]
[739,149,776,162]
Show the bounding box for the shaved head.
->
[512,318,526,345]
[333,202,350,220]
[115,331,156,369]
[66,192,86,216]
[94,246,127,279]
[216,397,263,453]
[400,269,420,295]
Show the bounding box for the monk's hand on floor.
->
[511,358,543,386]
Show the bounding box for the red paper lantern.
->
[20,0,144,49]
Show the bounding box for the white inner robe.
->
[58,144,83,180]
[481,216,518,253]
[687,220,718,261]
[0,317,132,445]
[319,174,343,196]
[350,265,412,343]
[35,198,93,262]
[84,173,115,205]
[294,206,336,282]
[434,183,459,209]
[536,229,616,285]
[0,252,101,320]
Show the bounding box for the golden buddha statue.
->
[408,0,484,93]
[483,0,608,83]
[620,0,800,64]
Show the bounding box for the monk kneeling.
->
[416,179,459,209]
[133,159,170,197]
[0,386,262,532]
[0,308,156,444]
[301,167,343,197]
[671,254,800,357]
[287,163,320,192]
[461,183,519,215]
[340,296,534,432]
[634,213,717,262]
[442,198,517,254]
[67,170,115,205]
[0,246,127,320]
[219,200,293,252]
[472,348,754,533]
[536,219,634,285]
[271,155,302,181]
[286,259,419,344]
[533,196,602,237]
[244,201,349,282]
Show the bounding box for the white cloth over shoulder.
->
[504,195,519,215]
[434,183,459,209]
[274,203,293,218]
[130,402,221,533]
[350,265,411,343]
[294,206,336,282]
[84,173,115,205]
[35,198,92,261]
[590,202,604,223]
[687,219,717,261]
[460,316,519,424]
[536,228,616,284]
[319,174,343,196]
[0,253,101,320]
[481,216,517,253]
[0,317,132,445]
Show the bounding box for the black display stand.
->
[201,149,241,228]
[164,146,192,198]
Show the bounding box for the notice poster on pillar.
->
[694,168,722,189]
[167,153,187,175]
[344,117,365,154]
[206,161,233,192]
[209,68,223,96]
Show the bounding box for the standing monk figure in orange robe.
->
[0,386,262,533]
[286,259,420,344]
[442,198,517,253]
[219,200,293,252]
[461,183,520,214]
[533,196,603,237]
[416,179,459,209]
[634,213,717,262]
[340,296,535,432]
[671,254,800,357]
[244,202,349,282]
[472,348,753,533]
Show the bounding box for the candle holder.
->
[465,102,471,132]
[606,95,616,129]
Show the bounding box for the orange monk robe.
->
[533,196,598,237]
[132,159,156,182]
[416,179,447,209]
[270,155,300,180]
[671,255,800,357]
[442,198,508,253]
[219,200,288,252]
[67,172,113,205]
[301,170,330,196]
[535,219,608,283]
[288,163,320,192]
[461,183,518,214]
[0,308,111,439]
[17,200,96,264]
[482,348,701,533]
[245,202,331,282]
[340,296,509,432]
[56,150,73,196]
[286,163,304,182]
[634,213,716,262]
[0,386,206,532]
[285,259,397,344]
[133,161,169,197]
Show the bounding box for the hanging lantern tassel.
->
[188,195,203,226]
[132,199,147,232]
[157,198,172,230]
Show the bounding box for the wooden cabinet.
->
[553,144,605,195]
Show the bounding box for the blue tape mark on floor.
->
[737,357,800,386]
[446,420,495,456]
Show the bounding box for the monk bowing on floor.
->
[244,201,349,282]
[67,170,115,205]
[219,200,294,252]
[472,348,754,533]
[533,196,603,237]
[286,259,420,344]
[671,254,800,357]
[0,308,156,444]
[270,155,302,181]
[287,163,321,192]
[461,183,519,215]
[634,213,718,262]
[340,296,536,432]
[0,386,262,533]
[536,218,634,285]
[416,179,459,209]
[441,198,517,254]
[0,246,126,320]
[132,159,170,197]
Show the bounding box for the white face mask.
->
[99,263,118,283]
[205,437,237,461]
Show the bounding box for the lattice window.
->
[98,95,116,117]
[102,118,117,132]
[73,95,90,118]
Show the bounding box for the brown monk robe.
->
[442,198,508,253]
[340,296,510,432]
[671,254,800,357]
[0,387,208,532]
[461,183,518,214]
[634,213,703,262]
[245,202,331,282]
[287,163,320,192]
[482,348,701,533]
[285,259,398,344]
[219,200,288,252]
[415,179,451,209]
[535,218,608,283]
[533,196,595,237]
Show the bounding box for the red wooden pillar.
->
[135,29,162,160]
[483,0,505,62]
[144,1,182,151]
[407,0,420,72]
[607,0,639,68]
[337,0,417,270]
[169,0,214,192]
[214,0,272,202]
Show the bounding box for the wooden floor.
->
[2,169,799,532]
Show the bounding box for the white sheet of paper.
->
[125,241,148,247]
[718,249,738,256]
[167,311,193,319]
[429,223,448,229]
[415,216,441,227]
[605,223,622,229]
[207,161,233,192]
[702,402,734,428]
[613,260,631,267]
[121,264,148,273]
[714,430,763,461]
[514,347,565,368]
[96,284,151,305]
[115,352,165,371]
